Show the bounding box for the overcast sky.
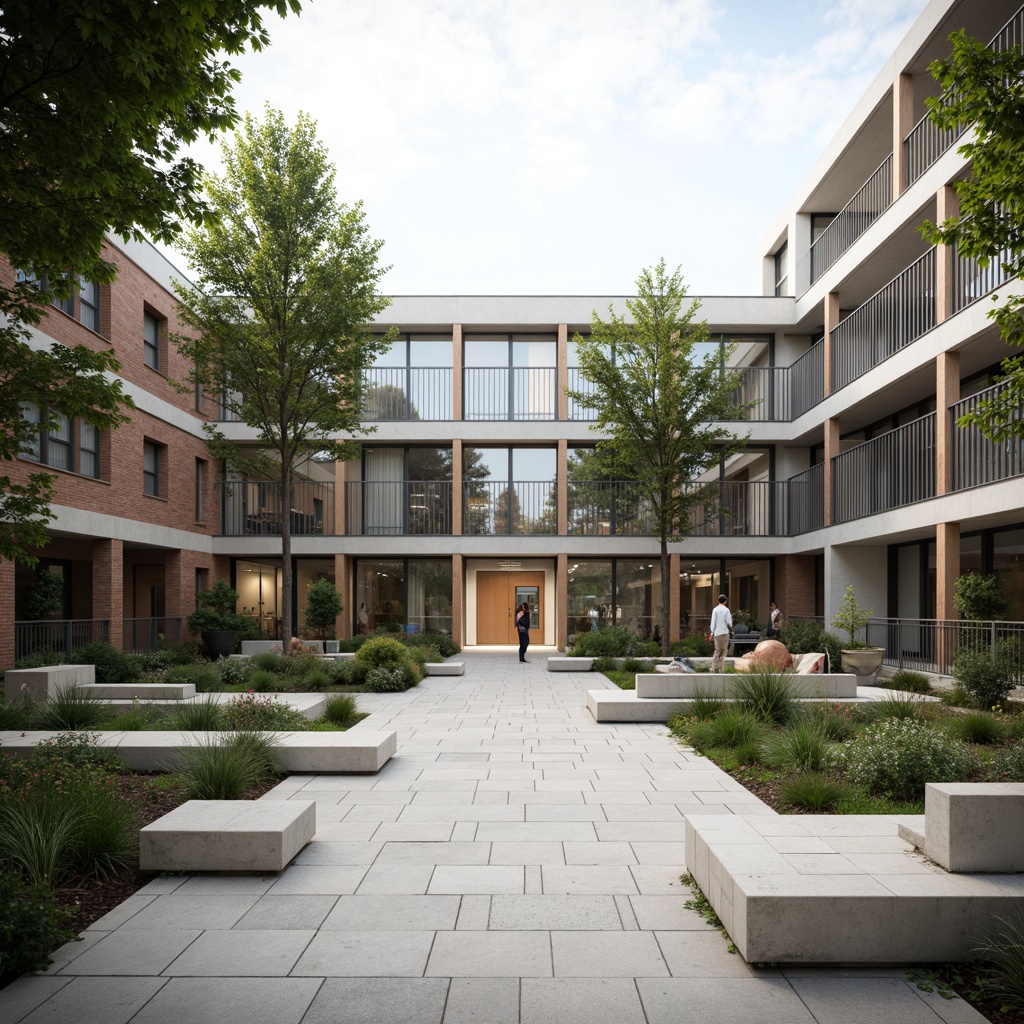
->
[160,0,929,298]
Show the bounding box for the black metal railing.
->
[566,480,653,536]
[688,480,786,537]
[123,617,183,653]
[810,154,893,283]
[14,619,110,662]
[362,367,453,420]
[463,480,556,534]
[726,366,790,422]
[830,248,936,392]
[833,413,936,522]
[463,367,556,420]
[219,480,334,536]
[567,367,598,421]
[790,341,825,420]
[952,240,1015,314]
[786,464,825,535]
[345,480,453,536]
[951,381,1024,490]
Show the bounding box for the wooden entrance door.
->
[477,571,544,644]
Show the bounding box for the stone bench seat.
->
[634,672,857,700]
[426,661,464,676]
[4,664,96,702]
[0,728,398,773]
[546,657,594,671]
[139,799,316,872]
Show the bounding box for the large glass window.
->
[463,447,556,535]
[236,559,282,637]
[726,558,770,628]
[566,558,664,643]
[357,447,453,535]
[143,440,160,496]
[365,334,452,420]
[78,278,100,332]
[567,560,613,637]
[353,558,452,636]
[79,421,100,478]
[297,558,336,638]
[20,404,73,472]
[144,312,161,370]
[994,528,1024,621]
[679,560,722,636]
[464,334,556,421]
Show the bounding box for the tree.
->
[920,30,1024,441]
[567,260,747,654]
[304,579,343,641]
[174,106,394,644]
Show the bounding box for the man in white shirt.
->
[709,594,733,672]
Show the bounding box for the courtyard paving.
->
[0,650,985,1023]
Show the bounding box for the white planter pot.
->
[841,647,885,680]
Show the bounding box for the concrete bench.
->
[139,799,315,872]
[426,661,464,676]
[324,652,356,662]
[898,782,1024,872]
[4,664,95,702]
[547,657,594,672]
[82,683,197,700]
[635,673,857,700]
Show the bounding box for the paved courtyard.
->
[1,651,985,1023]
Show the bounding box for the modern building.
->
[4,0,1023,669]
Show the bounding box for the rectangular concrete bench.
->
[324,652,356,662]
[426,661,464,676]
[547,657,594,671]
[635,673,857,699]
[81,682,197,700]
[4,664,95,702]
[140,799,315,872]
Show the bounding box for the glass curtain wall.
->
[679,561,722,636]
[236,559,282,637]
[566,559,664,642]
[354,558,453,635]
[365,336,453,420]
[296,558,336,638]
[463,447,556,535]
[464,336,556,420]
[360,447,453,535]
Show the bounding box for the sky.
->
[158,0,930,298]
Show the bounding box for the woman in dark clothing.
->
[515,602,530,663]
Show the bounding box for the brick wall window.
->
[16,269,73,314]
[20,403,73,471]
[78,277,100,332]
[195,458,206,521]
[144,311,162,370]
[80,422,100,478]
[143,440,162,497]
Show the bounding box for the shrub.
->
[67,641,142,685]
[688,707,766,751]
[364,666,411,693]
[251,652,284,672]
[164,663,222,692]
[779,619,844,669]
[622,657,643,673]
[943,711,1006,745]
[403,631,459,658]
[136,645,197,673]
[302,670,333,692]
[954,645,1014,709]
[31,686,109,730]
[355,636,413,670]
[171,695,224,731]
[331,661,368,687]
[220,692,306,731]
[973,914,1024,1013]
[30,731,125,772]
[324,694,359,726]
[731,671,798,726]
[672,633,712,657]
[114,703,168,731]
[218,657,252,688]
[689,684,724,720]
[829,718,977,800]
[955,572,1010,622]
[570,626,654,658]
[780,772,853,812]
[416,645,445,664]
[885,670,931,693]
[804,703,856,742]
[303,579,342,640]
[0,696,32,730]
[0,871,74,976]
[247,669,281,693]
[173,732,279,799]
[591,656,618,673]
[868,691,926,722]
[766,720,830,772]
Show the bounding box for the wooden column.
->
[452,553,464,649]
[823,291,840,397]
[557,323,568,421]
[452,438,463,536]
[823,418,840,527]
[557,439,568,536]
[893,73,914,199]
[936,185,960,325]
[936,350,960,496]
[936,522,960,622]
[668,553,681,646]
[452,324,463,422]
[335,553,351,640]
[556,553,568,651]
[334,459,348,537]
[92,538,124,649]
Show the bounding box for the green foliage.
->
[804,703,856,742]
[173,732,280,800]
[868,691,927,722]
[570,626,658,658]
[942,712,1006,746]
[355,636,421,686]
[30,731,125,772]
[780,772,853,812]
[832,585,873,646]
[135,645,199,673]
[885,671,931,693]
[67,641,142,685]
[779,620,843,669]
[355,636,412,669]
[673,633,712,657]
[251,652,284,672]
[829,718,977,800]
[302,670,333,692]
[22,569,65,620]
[247,669,281,693]
[324,694,359,726]
[688,684,725,720]
[0,870,74,975]
[402,631,459,657]
[765,720,830,772]
[330,660,368,688]
[954,572,1010,621]
[304,579,343,640]
[220,692,306,731]
[680,872,735,951]
[954,645,1014,709]
[686,707,766,752]
[591,656,618,673]
[364,666,412,693]
[187,579,247,635]
[31,686,109,730]
[0,696,32,730]
[973,915,1024,1013]
[164,663,222,692]
[731,672,798,726]
[171,696,224,732]
[218,658,252,688]
[113,703,169,731]
[622,657,654,673]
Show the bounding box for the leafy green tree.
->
[920,30,1024,440]
[174,107,394,643]
[304,579,343,640]
[567,260,747,654]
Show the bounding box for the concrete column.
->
[452,438,463,536]
[0,559,15,669]
[823,418,840,527]
[826,543,887,636]
[335,553,351,640]
[557,439,568,536]
[823,292,840,397]
[935,185,960,324]
[557,324,568,421]
[668,553,681,646]
[452,554,464,649]
[452,324,463,422]
[92,538,124,649]
[893,73,914,198]
[936,350,960,496]
[556,553,568,651]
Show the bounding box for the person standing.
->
[767,600,783,638]
[515,602,531,663]
[709,593,733,671]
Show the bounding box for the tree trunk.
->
[660,535,671,656]
[279,462,292,645]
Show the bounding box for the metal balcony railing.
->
[830,249,936,392]
[810,154,893,284]
[14,619,110,661]
[952,240,1015,314]
[362,367,453,420]
[687,480,785,537]
[789,341,825,420]
[123,617,183,653]
[463,367,556,420]
[786,464,825,535]
[833,413,936,523]
[567,367,598,421]
[219,480,334,536]
[905,5,1024,186]
[951,381,1024,490]
[345,480,453,536]
[463,480,556,534]
[566,480,653,536]
[725,366,790,422]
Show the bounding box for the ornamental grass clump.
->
[686,707,766,752]
[171,695,224,732]
[943,711,1006,745]
[973,914,1024,1014]
[829,718,977,801]
[173,732,279,800]
[780,772,853,812]
[731,671,798,726]
[324,694,359,726]
[31,686,108,731]
[688,684,725,721]
[765,720,831,772]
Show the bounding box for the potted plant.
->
[188,579,246,660]
[832,584,884,681]
[303,579,343,653]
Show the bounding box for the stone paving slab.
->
[0,651,993,1024]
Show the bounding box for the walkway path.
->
[1,651,984,1023]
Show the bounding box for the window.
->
[20,403,73,471]
[16,269,73,314]
[144,312,161,370]
[143,441,161,496]
[774,242,788,297]
[79,422,100,478]
[195,458,205,521]
[78,278,100,332]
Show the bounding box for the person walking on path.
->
[710,593,733,671]
[515,601,531,663]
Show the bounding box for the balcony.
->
[463,481,556,535]
[951,380,1024,491]
[463,367,556,421]
[219,480,334,536]
[566,481,653,536]
[362,367,453,420]
[345,480,453,536]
